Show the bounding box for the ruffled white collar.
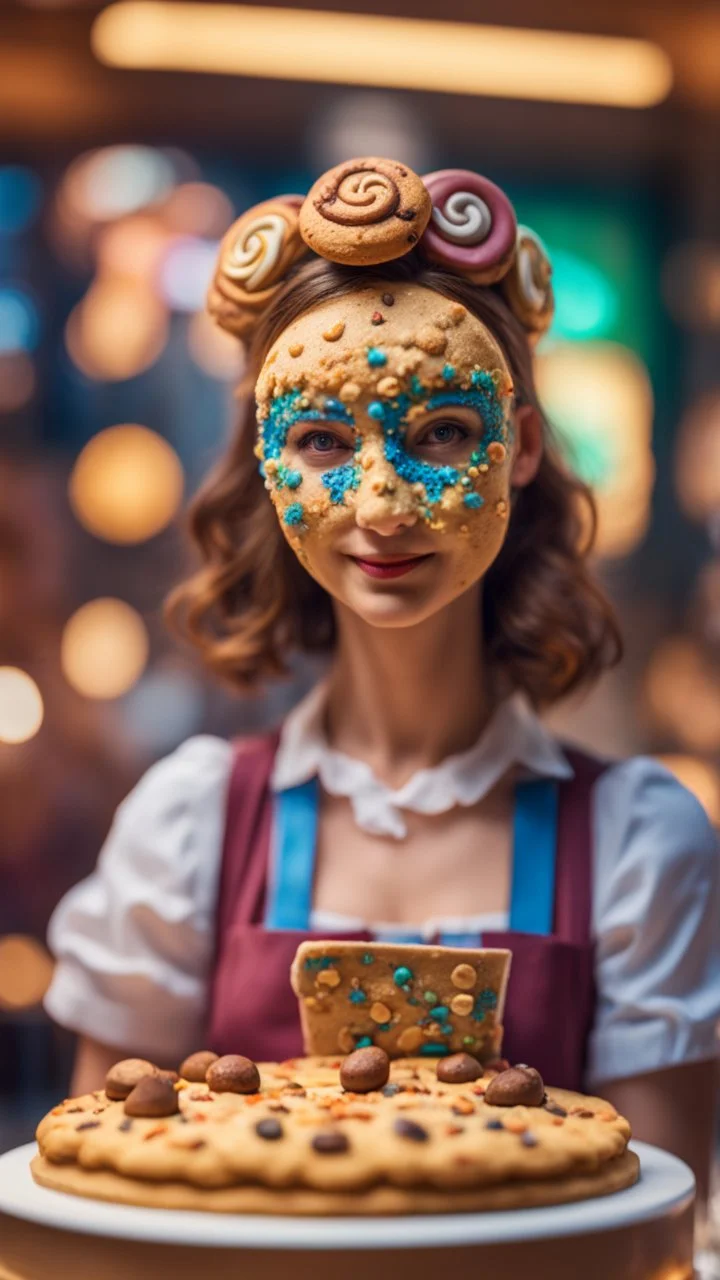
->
[271,680,573,840]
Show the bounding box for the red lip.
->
[351,555,433,579]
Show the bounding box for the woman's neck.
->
[325,586,490,789]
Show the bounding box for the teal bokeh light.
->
[0,287,40,353]
[550,248,619,341]
[0,167,42,236]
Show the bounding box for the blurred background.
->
[0,0,719,1182]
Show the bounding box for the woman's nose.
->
[354,467,418,535]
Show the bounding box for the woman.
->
[45,159,719,1198]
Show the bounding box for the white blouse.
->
[44,683,720,1088]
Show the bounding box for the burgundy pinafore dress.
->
[208,733,607,1091]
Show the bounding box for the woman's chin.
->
[340,582,447,629]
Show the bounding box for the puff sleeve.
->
[44,736,233,1063]
[587,757,720,1087]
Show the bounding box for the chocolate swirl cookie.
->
[299,158,432,266]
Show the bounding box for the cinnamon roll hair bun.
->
[421,170,517,285]
[500,225,554,341]
[207,195,308,339]
[299,157,432,266]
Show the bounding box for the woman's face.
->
[255,283,524,628]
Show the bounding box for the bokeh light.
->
[61,598,150,699]
[0,166,42,235]
[535,341,654,558]
[656,755,720,825]
[675,392,720,523]
[69,424,184,544]
[551,248,619,341]
[97,214,171,281]
[159,236,218,311]
[0,668,44,744]
[0,352,36,412]
[163,182,233,238]
[65,276,168,380]
[645,636,720,753]
[0,286,40,353]
[662,241,720,331]
[0,935,54,1011]
[187,308,245,380]
[121,664,205,753]
[61,146,176,223]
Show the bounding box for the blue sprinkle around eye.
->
[463,493,484,509]
[284,502,304,526]
[322,463,361,505]
[324,397,346,415]
[367,347,387,367]
[442,363,455,382]
[368,401,385,420]
[349,989,367,1004]
[285,469,302,489]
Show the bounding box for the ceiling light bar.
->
[92,2,673,109]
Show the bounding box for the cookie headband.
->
[207,157,553,345]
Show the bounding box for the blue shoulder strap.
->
[509,778,559,935]
[266,774,560,938]
[264,779,319,930]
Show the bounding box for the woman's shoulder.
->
[115,734,235,829]
[590,752,718,894]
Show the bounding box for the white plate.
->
[0,1141,693,1250]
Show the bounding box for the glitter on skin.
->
[322,463,361,504]
[259,390,355,463]
[260,371,508,520]
[255,287,514,544]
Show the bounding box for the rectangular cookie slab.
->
[290,941,511,1059]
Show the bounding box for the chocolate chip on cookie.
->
[255,1118,284,1141]
[206,1055,261,1094]
[156,1069,179,1086]
[436,1053,482,1085]
[105,1058,158,1101]
[394,1117,429,1142]
[312,1130,350,1154]
[124,1075,180,1118]
[483,1066,545,1108]
[179,1050,219,1083]
[340,1046,390,1093]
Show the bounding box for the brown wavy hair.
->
[166,254,622,705]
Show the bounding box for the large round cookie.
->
[35,1057,636,1215]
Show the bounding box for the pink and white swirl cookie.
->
[299,158,432,266]
[421,170,517,285]
[501,225,554,341]
[208,195,308,339]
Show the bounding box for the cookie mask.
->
[254,284,515,616]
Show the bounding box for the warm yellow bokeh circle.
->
[0,935,55,1010]
[69,424,183,544]
[61,598,150,699]
[0,667,44,744]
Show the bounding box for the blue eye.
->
[421,421,469,446]
[297,430,350,456]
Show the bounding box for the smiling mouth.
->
[349,554,434,580]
